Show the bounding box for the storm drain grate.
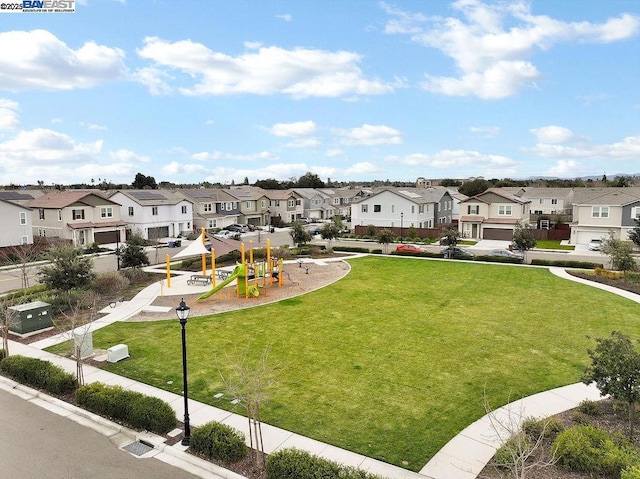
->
[122,440,154,456]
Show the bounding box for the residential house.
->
[570,187,640,245]
[292,188,332,220]
[176,188,242,231]
[458,188,531,240]
[26,190,126,246]
[0,196,33,247]
[317,187,359,220]
[263,189,304,224]
[351,187,454,229]
[109,190,193,240]
[227,187,271,227]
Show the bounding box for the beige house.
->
[458,189,531,240]
[26,190,126,246]
[264,189,304,224]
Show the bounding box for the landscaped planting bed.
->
[46,256,640,472]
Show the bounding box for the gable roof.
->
[26,190,119,209]
[114,189,189,206]
[572,187,640,206]
[459,188,530,205]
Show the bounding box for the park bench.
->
[187,274,212,286]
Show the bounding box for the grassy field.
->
[534,239,575,250]
[47,256,640,471]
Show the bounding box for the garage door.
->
[482,228,513,240]
[94,230,120,244]
[148,226,169,239]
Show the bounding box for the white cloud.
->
[191,150,279,162]
[530,125,579,144]
[110,149,151,163]
[276,14,292,22]
[267,120,317,137]
[0,30,126,92]
[384,0,640,99]
[135,37,397,98]
[544,160,586,177]
[469,125,500,138]
[344,161,383,176]
[0,99,20,130]
[528,128,640,161]
[0,128,102,163]
[335,124,403,146]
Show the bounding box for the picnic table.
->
[187,274,212,286]
[215,270,231,280]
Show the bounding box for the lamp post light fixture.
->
[400,212,404,243]
[176,298,191,446]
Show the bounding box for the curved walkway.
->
[6,260,640,479]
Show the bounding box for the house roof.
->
[226,186,268,201]
[114,190,189,206]
[26,190,119,208]
[459,188,530,204]
[68,220,127,229]
[0,190,39,206]
[352,186,450,204]
[177,188,238,202]
[572,187,640,206]
[503,187,574,199]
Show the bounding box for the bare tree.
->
[218,346,278,467]
[0,297,20,356]
[482,393,557,478]
[0,243,43,289]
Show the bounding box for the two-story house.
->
[26,190,126,246]
[292,188,332,220]
[176,188,242,231]
[570,187,640,245]
[263,189,304,224]
[351,187,454,229]
[109,190,193,240]
[0,196,34,247]
[227,187,271,227]
[458,188,531,240]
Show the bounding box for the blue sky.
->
[0,0,639,186]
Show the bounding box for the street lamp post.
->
[400,212,404,243]
[176,298,191,446]
[115,239,121,270]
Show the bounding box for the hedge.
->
[0,355,76,395]
[334,246,374,253]
[531,259,604,269]
[190,421,247,463]
[474,255,523,264]
[76,382,176,435]
[266,448,383,479]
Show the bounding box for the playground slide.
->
[197,266,240,301]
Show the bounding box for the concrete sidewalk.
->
[7,260,640,479]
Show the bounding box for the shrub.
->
[76,382,176,435]
[492,433,533,469]
[521,416,564,441]
[552,425,640,475]
[576,399,599,416]
[90,272,130,296]
[531,259,603,269]
[334,246,373,253]
[0,355,76,395]
[119,267,150,284]
[595,267,625,280]
[265,448,382,479]
[0,349,5,360]
[623,465,640,479]
[190,421,247,463]
[474,255,523,264]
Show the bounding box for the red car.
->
[395,244,427,253]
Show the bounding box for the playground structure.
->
[165,229,285,302]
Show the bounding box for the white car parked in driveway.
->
[588,238,603,251]
[213,230,238,240]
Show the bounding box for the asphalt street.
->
[0,388,199,479]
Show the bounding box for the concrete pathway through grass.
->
[6,261,640,479]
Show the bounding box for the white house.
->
[0,198,33,247]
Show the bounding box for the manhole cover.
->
[122,441,154,456]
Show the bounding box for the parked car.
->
[484,249,523,261]
[308,226,323,235]
[396,244,427,253]
[213,230,238,239]
[588,238,603,251]
[441,247,474,259]
[227,224,247,233]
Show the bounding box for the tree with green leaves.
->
[458,178,491,197]
[38,245,95,291]
[120,233,150,268]
[628,218,640,250]
[602,236,637,280]
[583,331,640,438]
[512,223,536,259]
[296,172,325,188]
[376,229,395,254]
[289,222,312,248]
[320,222,340,251]
[132,172,158,189]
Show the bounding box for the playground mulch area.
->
[127,259,351,322]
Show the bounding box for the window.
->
[207,219,216,228]
[181,205,187,214]
[19,212,27,225]
[72,209,85,220]
[391,205,395,213]
[498,205,512,216]
[419,205,424,214]
[634,207,640,220]
[204,203,212,212]
[373,204,381,213]
[261,200,266,208]
[411,205,415,214]
[225,202,233,210]
[38,228,46,237]
[39,208,45,220]
[128,206,134,216]
[151,207,158,216]
[58,210,62,221]
[592,206,609,218]
[21,235,28,245]
[288,199,295,207]
[100,207,113,218]
[551,199,558,205]
[296,199,301,206]
[468,205,479,215]
[539,199,544,204]
[361,204,368,213]
[246,201,251,209]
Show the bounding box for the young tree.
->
[0,243,43,289]
[38,245,95,291]
[512,223,536,260]
[629,218,640,250]
[583,331,640,438]
[320,222,340,251]
[289,222,312,248]
[120,233,150,268]
[218,347,278,467]
[376,229,395,254]
[602,235,637,280]
[440,228,461,258]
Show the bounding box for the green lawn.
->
[47,256,640,471]
[535,239,575,250]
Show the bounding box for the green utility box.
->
[8,301,53,334]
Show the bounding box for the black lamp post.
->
[176,298,191,446]
[400,212,404,243]
[115,239,121,270]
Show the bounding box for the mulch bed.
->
[567,271,640,295]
